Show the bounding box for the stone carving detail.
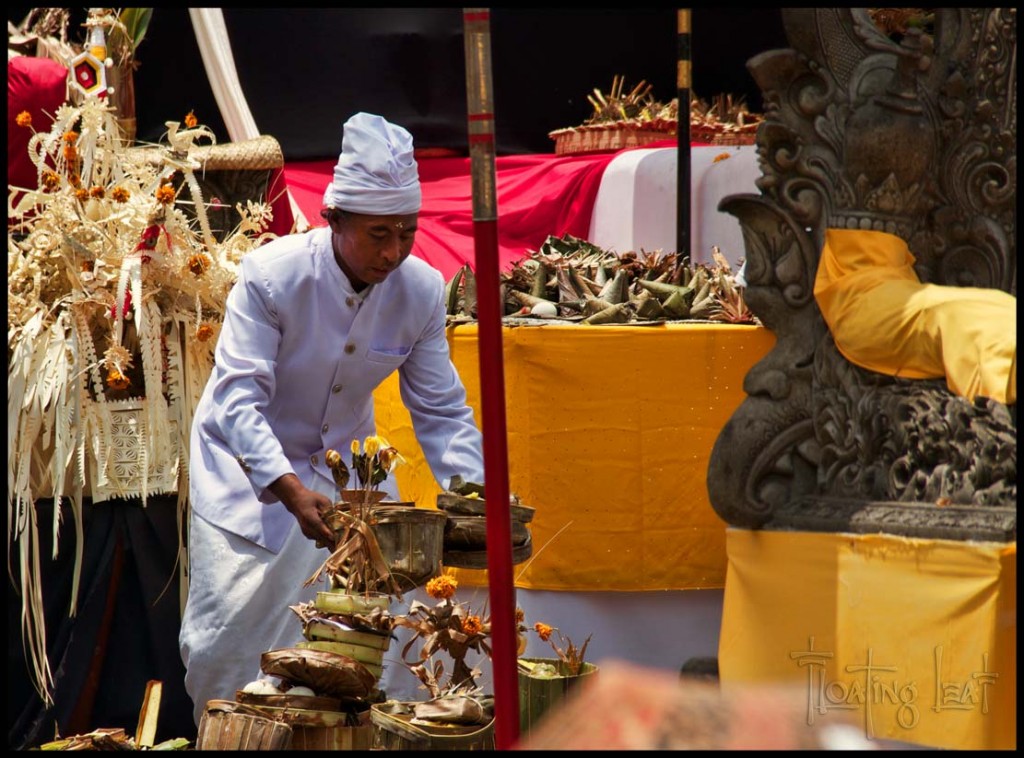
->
[706,8,1016,537]
[814,336,1016,507]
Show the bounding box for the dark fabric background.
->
[9,8,787,159]
[7,498,195,748]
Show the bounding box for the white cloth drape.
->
[188,8,309,230]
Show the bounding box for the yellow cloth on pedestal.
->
[719,529,1016,750]
[814,228,1016,404]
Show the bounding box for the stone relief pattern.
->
[706,8,1016,528]
[814,336,1016,507]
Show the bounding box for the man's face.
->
[329,210,418,289]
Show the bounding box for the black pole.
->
[677,8,691,259]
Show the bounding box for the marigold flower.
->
[156,185,176,205]
[69,172,82,188]
[187,253,211,276]
[111,186,130,203]
[196,323,215,342]
[89,186,105,199]
[63,145,78,163]
[63,131,79,144]
[461,615,483,635]
[42,171,60,191]
[426,574,458,600]
[16,111,32,128]
[184,110,198,128]
[534,622,553,641]
[106,369,131,391]
[74,188,89,202]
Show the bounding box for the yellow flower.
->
[42,171,60,191]
[106,369,131,391]
[156,185,176,205]
[196,323,215,342]
[187,253,211,276]
[184,110,198,128]
[425,574,458,600]
[364,436,381,457]
[350,439,360,455]
[534,622,553,641]
[16,111,32,128]
[111,187,130,203]
[63,145,78,163]
[461,615,483,635]
[74,188,89,202]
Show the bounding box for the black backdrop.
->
[10,8,787,160]
[6,7,789,749]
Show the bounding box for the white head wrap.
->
[322,112,421,215]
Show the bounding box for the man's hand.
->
[268,473,334,546]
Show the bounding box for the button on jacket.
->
[189,226,484,552]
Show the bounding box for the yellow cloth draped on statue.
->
[813,229,1016,404]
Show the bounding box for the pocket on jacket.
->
[366,347,410,365]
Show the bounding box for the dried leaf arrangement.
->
[550,76,762,151]
[529,622,593,677]
[8,97,276,706]
[445,233,757,326]
[305,435,408,596]
[37,727,190,752]
[393,574,494,702]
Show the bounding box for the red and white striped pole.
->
[462,7,520,749]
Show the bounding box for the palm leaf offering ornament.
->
[8,95,277,705]
[549,76,762,154]
[445,233,757,326]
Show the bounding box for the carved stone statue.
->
[706,8,1016,542]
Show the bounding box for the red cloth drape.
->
[284,142,677,279]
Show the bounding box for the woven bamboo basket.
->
[249,705,373,751]
[549,123,676,155]
[369,702,495,751]
[518,659,599,737]
[196,700,292,750]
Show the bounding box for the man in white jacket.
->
[179,112,485,725]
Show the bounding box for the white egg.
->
[530,301,558,318]
[287,686,316,697]
[241,679,280,695]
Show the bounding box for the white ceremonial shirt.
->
[189,226,484,552]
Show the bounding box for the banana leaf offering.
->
[444,234,758,326]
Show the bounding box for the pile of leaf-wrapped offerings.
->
[445,234,757,326]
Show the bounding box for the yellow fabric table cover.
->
[718,529,1016,750]
[373,322,775,591]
